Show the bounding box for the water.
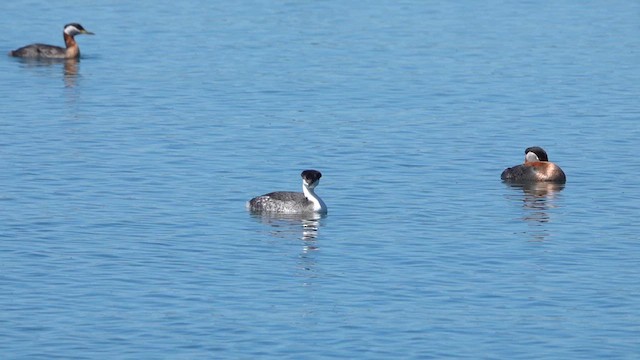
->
[1,1,639,359]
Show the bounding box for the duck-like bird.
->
[9,23,94,59]
[248,170,328,214]
[501,146,566,183]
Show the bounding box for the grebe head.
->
[301,169,322,189]
[524,146,549,162]
[63,23,94,37]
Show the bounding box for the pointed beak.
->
[82,30,95,35]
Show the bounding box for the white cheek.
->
[64,26,79,36]
[525,152,539,162]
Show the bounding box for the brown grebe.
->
[9,23,94,59]
[501,146,566,183]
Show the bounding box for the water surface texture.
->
[1,1,639,359]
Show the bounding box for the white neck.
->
[302,181,327,213]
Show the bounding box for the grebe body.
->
[501,146,566,183]
[248,170,327,214]
[9,23,94,59]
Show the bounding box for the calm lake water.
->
[1,1,639,359]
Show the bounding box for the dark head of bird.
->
[63,23,94,37]
[525,146,549,162]
[301,170,322,187]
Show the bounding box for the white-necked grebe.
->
[9,23,94,59]
[248,170,327,214]
[501,146,566,183]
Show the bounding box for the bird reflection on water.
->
[62,59,79,87]
[14,57,80,88]
[504,182,565,241]
[249,212,326,252]
[249,212,326,283]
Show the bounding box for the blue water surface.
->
[1,1,639,359]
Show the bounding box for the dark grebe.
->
[248,170,327,214]
[9,23,94,59]
[501,146,566,183]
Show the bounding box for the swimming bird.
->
[248,170,328,214]
[9,23,94,59]
[501,146,566,183]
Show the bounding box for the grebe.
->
[501,146,566,183]
[248,170,328,214]
[9,23,94,59]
